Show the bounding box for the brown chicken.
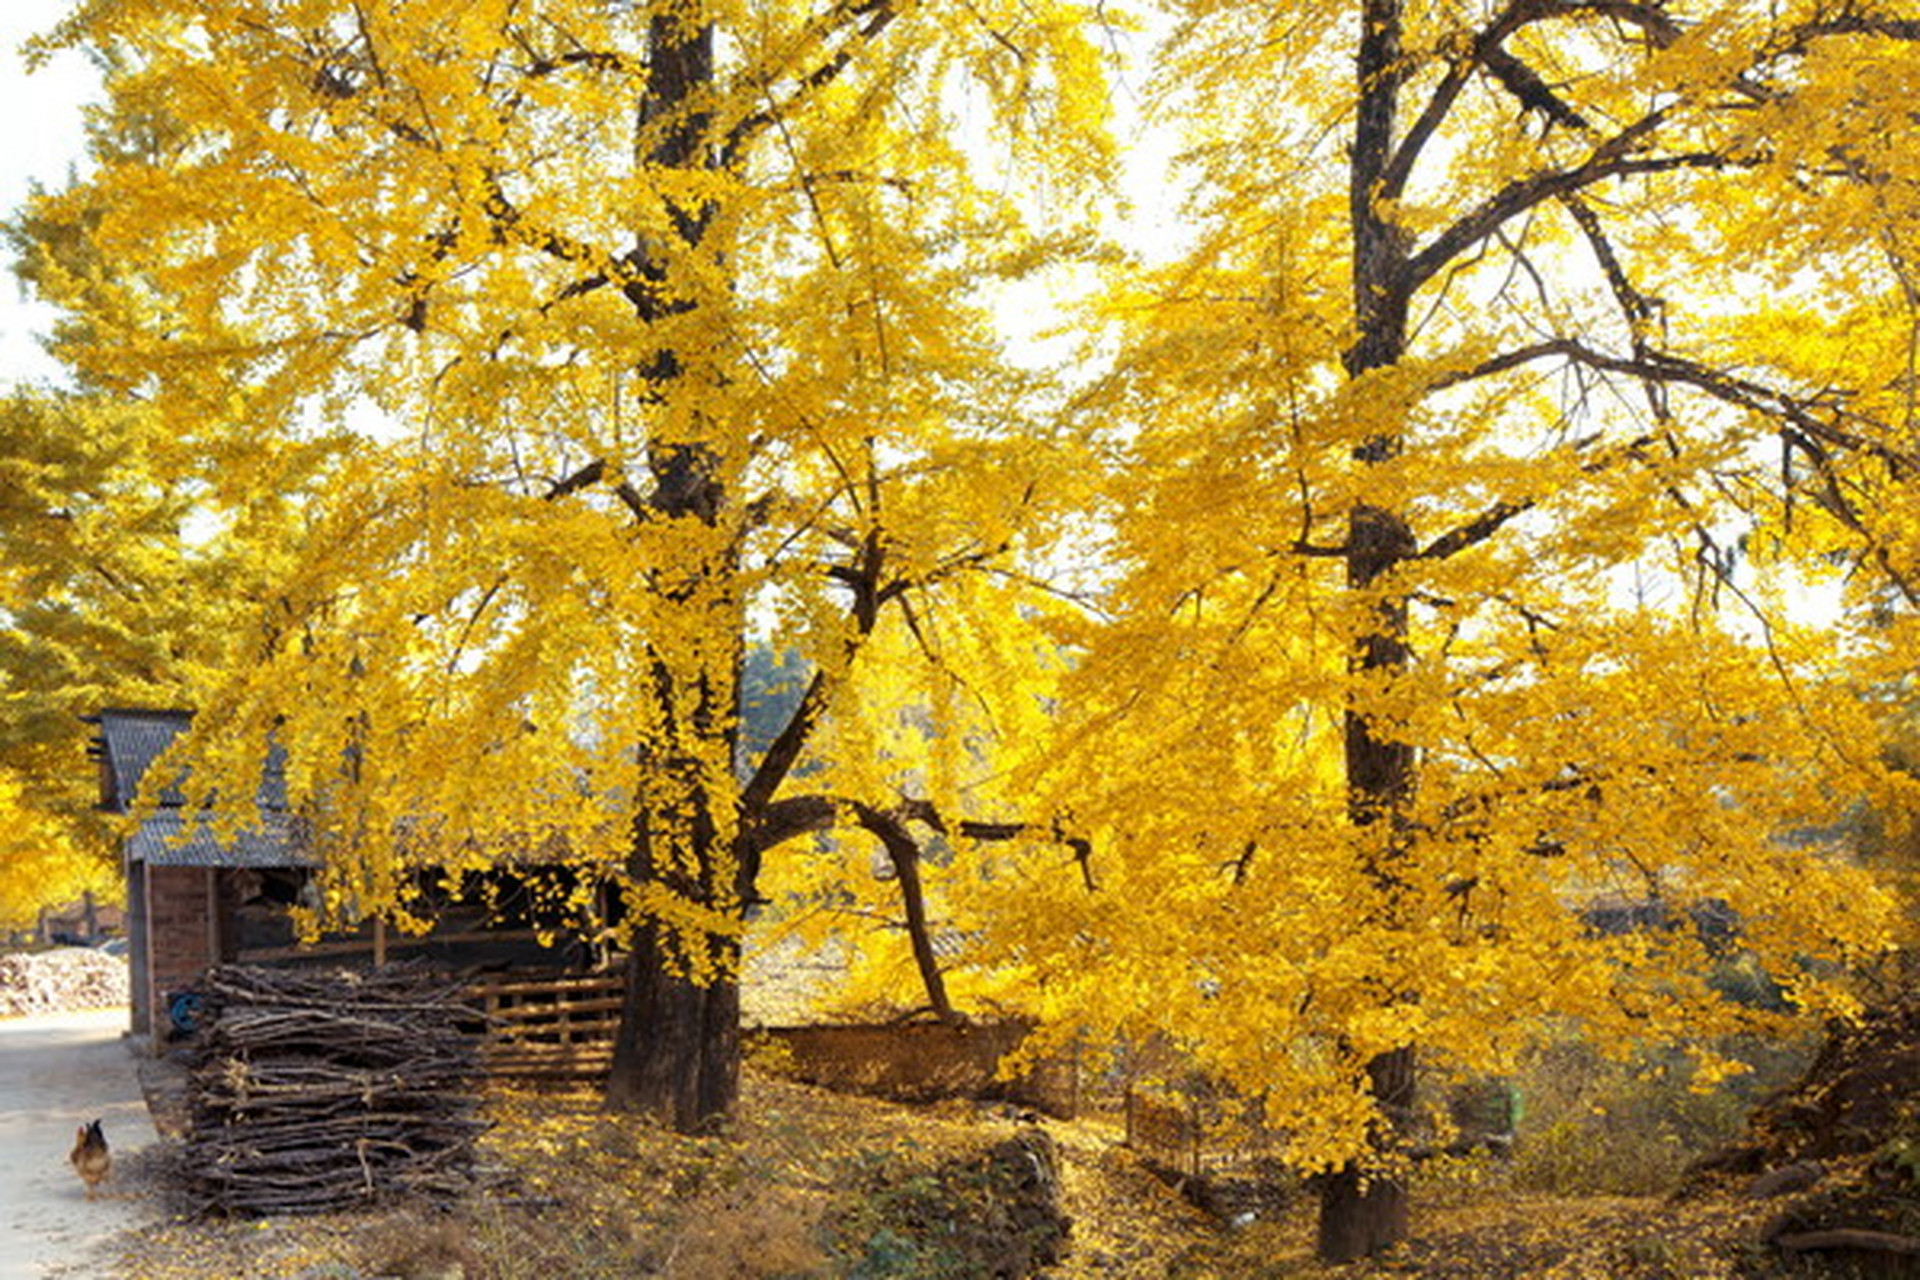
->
[69,1119,109,1199]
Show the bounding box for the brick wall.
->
[142,865,217,1044]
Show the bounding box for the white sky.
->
[0,0,98,389]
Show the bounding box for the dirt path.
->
[0,1009,160,1279]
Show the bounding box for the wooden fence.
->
[758,1020,1079,1118]
[1123,1076,1517,1181]
[468,970,623,1084]
[1124,1088,1210,1179]
[463,968,1076,1115]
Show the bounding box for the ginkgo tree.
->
[27,0,1920,1261]
[0,386,281,843]
[0,149,317,927]
[0,764,105,930]
[29,0,1111,1130]
[918,0,1920,1262]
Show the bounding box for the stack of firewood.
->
[183,964,489,1215]
[0,948,127,1016]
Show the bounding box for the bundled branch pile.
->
[184,964,489,1215]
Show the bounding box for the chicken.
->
[69,1119,109,1200]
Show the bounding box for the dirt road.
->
[0,1009,158,1279]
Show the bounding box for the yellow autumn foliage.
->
[19,0,1920,1246]
[0,769,113,932]
[918,0,1920,1198]
[28,0,1112,1007]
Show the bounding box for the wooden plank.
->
[234,928,550,962]
[483,1042,613,1062]
[468,975,623,999]
[483,993,624,1013]
[491,1026,619,1040]
[485,1053,613,1068]
[491,1028,618,1043]
[490,1015,620,1031]
[465,970,622,1083]
[487,997,625,1020]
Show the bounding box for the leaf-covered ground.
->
[1168,1192,1780,1279]
[92,1068,1812,1280]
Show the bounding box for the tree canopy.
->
[25,0,1110,1125]
[0,145,317,922]
[917,0,1920,1256]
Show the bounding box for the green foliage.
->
[830,1135,1069,1278]
[0,128,332,909]
[1507,1028,1815,1198]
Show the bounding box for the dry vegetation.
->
[96,1058,1899,1280]
[110,1072,1187,1279]
[0,948,1888,1278]
[76,976,1920,1278]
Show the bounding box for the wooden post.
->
[204,868,221,966]
[142,863,160,1051]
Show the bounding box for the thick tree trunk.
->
[607,762,746,1129]
[1320,501,1420,1263]
[1319,0,1419,1258]
[1316,1046,1416,1261]
[603,6,742,1134]
[606,915,741,1130]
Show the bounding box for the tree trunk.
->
[1316,1046,1416,1262]
[1319,498,1420,1263]
[1319,0,1419,1258]
[603,4,743,1133]
[607,762,745,1129]
[606,914,741,1130]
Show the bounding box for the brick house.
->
[89,708,590,1047]
[88,708,310,1042]
[85,709,1022,1094]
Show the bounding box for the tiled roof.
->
[92,708,301,866]
[94,709,193,812]
[93,707,289,814]
[127,811,313,868]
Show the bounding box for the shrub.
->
[1505,1028,1814,1197]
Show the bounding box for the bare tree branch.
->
[738,792,1094,1023]
[543,458,606,501]
[1383,0,1680,201]
[1480,44,1589,130]
[1419,500,1534,560]
[1407,147,1726,292]
[725,0,897,162]
[846,800,958,1024]
[1436,336,1920,600]
[894,798,1098,892]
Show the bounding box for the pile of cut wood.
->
[183,964,488,1215]
[0,947,127,1016]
